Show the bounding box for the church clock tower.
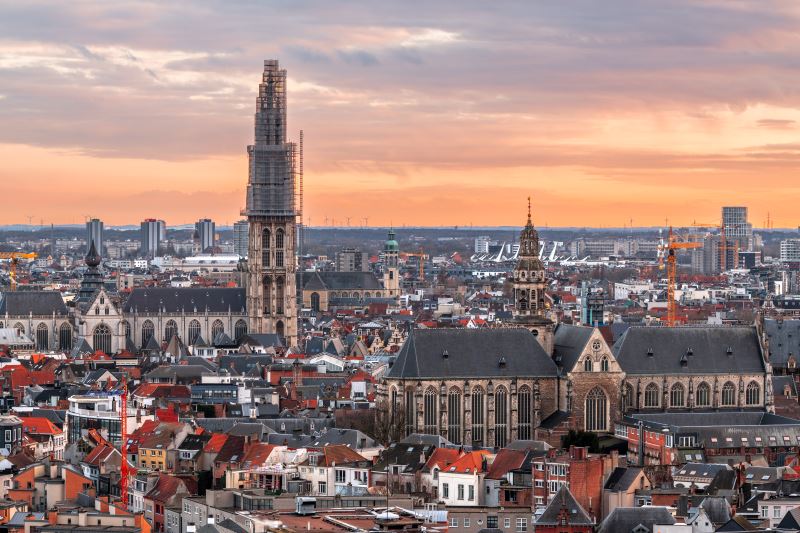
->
[513,198,554,353]
[244,60,298,346]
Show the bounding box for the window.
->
[696,382,711,407]
[211,320,224,341]
[458,484,464,500]
[721,382,736,406]
[164,320,178,342]
[548,480,564,494]
[623,382,634,410]
[761,506,768,518]
[4,430,9,441]
[584,358,592,371]
[59,322,73,351]
[188,320,201,345]
[469,485,474,501]
[318,481,327,494]
[518,386,532,440]
[535,496,544,505]
[472,387,485,447]
[670,383,685,408]
[601,357,609,372]
[504,517,511,528]
[495,386,508,448]
[644,383,660,408]
[335,470,345,483]
[442,483,449,498]
[516,517,527,532]
[424,388,437,434]
[464,518,470,527]
[141,320,154,348]
[448,388,462,444]
[93,324,112,355]
[36,323,48,351]
[449,517,458,528]
[262,228,271,267]
[535,480,544,488]
[775,506,781,518]
[487,517,498,529]
[746,381,761,405]
[585,387,608,432]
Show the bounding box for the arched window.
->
[234,319,247,341]
[188,320,201,344]
[59,323,72,352]
[263,277,272,314]
[670,383,685,408]
[276,278,284,315]
[121,320,131,341]
[211,320,224,341]
[584,358,592,372]
[472,387,485,447]
[14,322,24,335]
[275,229,285,267]
[495,386,508,448]
[423,388,438,435]
[141,320,154,348]
[93,324,112,355]
[164,319,178,342]
[696,382,711,407]
[644,383,660,408]
[311,292,320,312]
[36,323,48,351]
[276,320,285,338]
[261,228,271,267]
[623,382,635,410]
[601,357,609,372]
[447,388,462,444]
[746,381,760,405]
[721,382,736,406]
[364,292,371,299]
[585,387,608,432]
[518,386,532,441]
[390,387,398,425]
[405,388,415,436]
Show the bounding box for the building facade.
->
[233,220,249,258]
[141,219,166,258]
[86,218,104,255]
[195,219,215,252]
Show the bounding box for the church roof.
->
[122,287,246,314]
[299,271,383,291]
[386,328,558,380]
[552,323,595,369]
[763,318,800,368]
[536,485,594,526]
[0,291,68,316]
[613,326,765,375]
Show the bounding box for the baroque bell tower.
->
[244,60,298,346]
[513,197,554,353]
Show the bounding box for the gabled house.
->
[80,442,123,497]
[371,443,435,494]
[535,485,594,533]
[21,417,65,460]
[437,450,491,506]
[297,444,371,496]
[143,473,198,533]
[420,447,462,498]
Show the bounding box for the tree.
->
[561,429,600,452]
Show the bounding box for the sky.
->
[2,1,800,228]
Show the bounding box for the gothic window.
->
[423,388,438,435]
[390,387,398,425]
[746,381,760,405]
[121,320,131,341]
[696,382,711,407]
[583,358,592,372]
[364,292,371,299]
[585,387,608,432]
[447,388,462,444]
[234,319,247,341]
[670,383,685,408]
[263,277,272,314]
[276,250,284,268]
[276,320,284,338]
[164,319,178,342]
[93,324,112,355]
[276,278,284,315]
[495,386,508,448]
[275,229,285,267]
[721,382,736,406]
[518,386,532,441]
[141,320,154,348]
[601,357,609,372]
[188,320,201,345]
[36,323,48,351]
[59,323,72,352]
[644,383,660,408]
[405,388,415,436]
[311,292,320,312]
[14,322,24,335]
[472,387,485,447]
[261,229,271,267]
[623,382,634,410]
[211,320,224,341]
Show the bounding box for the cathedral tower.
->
[513,198,554,352]
[244,60,298,346]
[383,229,400,298]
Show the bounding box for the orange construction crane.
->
[0,252,38,291]
[402,250,428,281]
[660,227,702,326]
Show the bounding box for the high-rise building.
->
[86,218,104,254]
[195,218,216,252]
[233,220,249,258]
[336,247,369,272]
[474,236,492,254]
[781,240,800,263]
[140,219,166,258]
[722,206,753,253]
[244,60,298,346]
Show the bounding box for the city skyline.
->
[3,2,800,226]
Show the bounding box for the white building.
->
[437,451,490,507]
[781,239,800,262]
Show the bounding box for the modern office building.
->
[781,240,800,263]
[336,247,369,272]
[244,60,298,346]
[86,218,104,254]
[722,206,753,252]
[195,218,216,252]
[233,220,249,258]
[474,236,492,254]
[140,219,166,258]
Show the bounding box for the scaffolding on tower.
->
[119,379,136,510]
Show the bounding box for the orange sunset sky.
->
[2,1,800,227]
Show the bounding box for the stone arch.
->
[310,292,320,312]
[275,320,284,339]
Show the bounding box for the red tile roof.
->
[22,417,62,436]
[83,443,120,466]
[485,449,526,480]
[424,448,462,472]
[203,433,228,453]
[444,450,491,474]
[241,443,276,469]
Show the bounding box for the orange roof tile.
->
[203,433,228,453]
[22,417,62,436]
[444,450,491,474]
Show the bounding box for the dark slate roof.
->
[122,287,246,313]
[387,328,558,379]
[764,318,800,368]
[266,428,376,450]
[399,433,453,447]
[604,467,644,491]
[778,508,800,530]
[716,515,758,531]
[372,443,434,474]
[299,271,383,291]
[613,326,765,375]
[536,485,593,526]
[552,323,594,369]
[0,291,68,316]
[699,496,732,525]
[597,506,676,533]
[218,354,272,375]
[242,333,285,349]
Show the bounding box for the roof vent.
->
[498,356,507,368]
[680,353,688,367]
[647,347,654,357]
[687,347,693,356]
[442,350,449,359]
[726,346,733,355]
